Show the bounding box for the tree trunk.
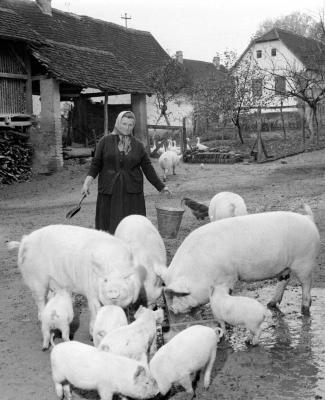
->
[313,107,319,145]
[234,120,244,144]
[280,99,286,141]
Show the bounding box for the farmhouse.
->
[0,0,170,172]
[235,27,325,134]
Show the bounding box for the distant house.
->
[235,28,325,133]
[0,0,169,172]
[146,50,226,135]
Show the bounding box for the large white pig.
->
[8,224,142,335]
[115,215,167,308]
[156,207,320,315]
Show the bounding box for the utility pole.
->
[121,13,131,28]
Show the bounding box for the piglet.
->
[99,306,164,362]
[93,305,128,348]
[50,340,159,400]
[41,288,73,351]
[149,324,223,396]
[210,284,271,345]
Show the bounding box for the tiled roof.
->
[0,6,41,43]
[183,59,225,83]
[255,28,325,69]
[0,0,170,92]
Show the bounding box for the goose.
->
[196,137,209,151]
[186,138,192,151]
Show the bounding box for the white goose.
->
[196,137,209,151]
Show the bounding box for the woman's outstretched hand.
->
[161,186,172,196]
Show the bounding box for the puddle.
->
[208,285,325,399]
[76,285,325,399]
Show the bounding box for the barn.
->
[0,0,170,173]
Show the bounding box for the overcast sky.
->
[52,0,325,62]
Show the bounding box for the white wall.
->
[239,40,304,110]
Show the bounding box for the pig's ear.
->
[153,263,168,283]
[133,365,146,382]
[91,254,104,278]
[135,265,147,285]
[154,308,164,323]
[164,280,190,295]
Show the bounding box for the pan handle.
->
[78,193,87,207]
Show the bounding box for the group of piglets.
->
[7,191,321,399]
[49,302,223,400]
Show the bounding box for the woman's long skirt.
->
[95,178,146,234]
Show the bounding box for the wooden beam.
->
[104,91,108,134]
[31,75,48,81]
[81,91,117,98]
[0,72,28,80]
[147,124,181,130]
[25,50,32,115]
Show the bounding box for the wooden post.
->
[257,107,263,162]
[131,93,149,152]
[302,103,306,145]
[25,50,33,115]
[180,117,187,155]
[104,91,108,135]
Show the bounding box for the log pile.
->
[0,130,33,184]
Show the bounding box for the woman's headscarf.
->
[112,111,136,154]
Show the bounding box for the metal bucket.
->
[156,206,184,239]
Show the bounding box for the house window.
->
[256,50,262,58]
[274,76,286,95]
[271,48,277,56]
[252,78,263,98]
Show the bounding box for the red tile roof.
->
[0,0,170,93]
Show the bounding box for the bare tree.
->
[255,11,319,39]
[146,58,190,126]
[192,50,273,143]
[261,49,325,144]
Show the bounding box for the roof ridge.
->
[44,39,116,57]
[184,58,214,64]
[269,27,325,46]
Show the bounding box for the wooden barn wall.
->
[0,41,27,114]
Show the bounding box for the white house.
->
[235,28,325,132]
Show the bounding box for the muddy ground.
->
[1,149,325,400]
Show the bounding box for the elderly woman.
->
[82,111,170,234]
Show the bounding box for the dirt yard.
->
[1,150,325,400]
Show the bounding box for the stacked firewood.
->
[0,130,33,184]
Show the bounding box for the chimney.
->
[36,0,52,16]
[176,50,183,64]
[213,54,220,69]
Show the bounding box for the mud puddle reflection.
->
[205,285,325,400]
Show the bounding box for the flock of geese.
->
[150,137,209,155]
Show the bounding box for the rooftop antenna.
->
[121,13,131,28]
[64,1,70,12]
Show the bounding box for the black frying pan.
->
[66,193,86,219]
